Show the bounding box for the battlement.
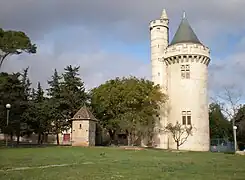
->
[164,43,210,58]
[149,19,169,30]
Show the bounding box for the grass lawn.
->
[0,146,245,180]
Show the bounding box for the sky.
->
[1,0,245,101]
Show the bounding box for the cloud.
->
[2,44,150,90]
[209,51,245,95]
[1,0,245,44]
[1,0,245,100]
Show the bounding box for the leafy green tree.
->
[60,65,88,118]
[234,105,245,150]
[47,69,69,145]
[0,72,27,143]
[20,67,32,100]
[209,103,232,140]
[0,28,37,69]
[90,76,166,145]
[28,82,50,144]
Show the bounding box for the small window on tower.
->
[158,72,160,76]
[182,111,192,125]
[181,72,185,79]
[181,64,191,79]
[187,116,191,125]
[157,27,160,30]
[182,111,187,125]
[79,124,82,129]
[186,70,190,79]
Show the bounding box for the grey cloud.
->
[1,49,150,90]
[1,0,245,99]
[1,0,245,45]
[208,51,245,95]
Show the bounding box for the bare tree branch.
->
[164,121,193,150]
[211,85,243,151]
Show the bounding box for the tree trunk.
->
[38,133,41,144]
[56,133,60,145]
[17,134,20,145]
[108,130,116,145]
[10,132,13,145]
[177,141,179,150]
[127,134,131,146]
[0,58,4,69]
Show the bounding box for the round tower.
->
[149,9,169,149]
[150,9,169,88]
[164,13,211,151]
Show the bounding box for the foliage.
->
[0,72,27,140]
[26,82,50,144]
[209,103,232,140]
[213,86,242,150]
[0,28,36,69]
[165,121,193,150]
[234,104,245,150]
[90,76,167,145]
[47,69,69,145]
[59,65,88,118]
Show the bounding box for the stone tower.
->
[149,9,170,149]
[71,106,98,146]
[150,10,211,151]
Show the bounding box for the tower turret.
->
[164,12,211,151]
[149,9,169,88]
[149,9,169,149]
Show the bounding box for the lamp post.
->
[5,104,11,147]
[233,125,237,152]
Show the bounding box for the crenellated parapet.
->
[149,19,169,30]
[160,43,210,66]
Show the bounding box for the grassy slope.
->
[0,147,244,180]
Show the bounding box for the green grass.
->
[0,147,245,180]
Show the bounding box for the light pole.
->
[5,104,11,147]
[233,125,237,152]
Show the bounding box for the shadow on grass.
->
[0,140,71,149]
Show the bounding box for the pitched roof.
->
[170,15,201,46]
[72,106,97,121]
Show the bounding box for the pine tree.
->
[31,82,49,144]
[47,69,68,145]
[60,65,88,117]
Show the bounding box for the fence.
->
[210,138,235,152]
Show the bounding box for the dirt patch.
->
[119,146,145,150]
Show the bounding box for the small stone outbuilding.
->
[71,106,98,146]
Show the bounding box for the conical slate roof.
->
[72,106,97,121]
[170,14,201,46]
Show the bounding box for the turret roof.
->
[170,13,201,46]
[72,106,97,121]
[160,9,168,20]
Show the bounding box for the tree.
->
[60,65,88,118]
[0,72,28,143]
[90,76,167,145]
[0,28,37,69]
[47,69,69,145]
[165,121,193,150]
[233,105,245,150]
[209,103,232,140]
[29,82,50,144]
[213,86,242,151]
[20,67,32,100]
